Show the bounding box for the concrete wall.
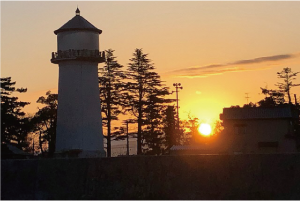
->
[1,154,299,200]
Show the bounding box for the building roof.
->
[54,8,102,35]
[220,106,298,120]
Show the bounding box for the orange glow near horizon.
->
[198,123,212,136]
[1,1,300,123]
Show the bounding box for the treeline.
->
[3,49,298,157]
[1,48,217,157]
[231,67,300,108]
[1,78,57,156]
[99,48,176,156]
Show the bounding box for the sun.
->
[198,123,212,136]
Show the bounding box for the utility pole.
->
[32,137,35,156]
[123,119,135,156]
[172,83,183,130]
[126,122,129,156]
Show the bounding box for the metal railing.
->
[51,49,105,60]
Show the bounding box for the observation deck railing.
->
[51,49,105,64]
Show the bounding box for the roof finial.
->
[76,6,80,16]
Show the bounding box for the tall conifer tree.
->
[1,77,30,149]
[126,48,173,155]
[99,49,126,157]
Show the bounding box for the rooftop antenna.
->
[245,93,250,103]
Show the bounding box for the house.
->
[219,105,299,154]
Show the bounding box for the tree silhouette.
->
[162,106,187,152]
[99,49,126,157]
[257,68,300,107]
[243,102,257,108]
[257,87,285,107]
[126,48,173,155]
[142,88,173,155]
[276,67,300,104]
[1,77,31,150]
[183,115,200,144]
[32,91,57,156]
[211,120,224,136]
[163,106,176,150]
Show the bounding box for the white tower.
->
[51,8,105,157]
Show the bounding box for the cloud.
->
[173,64,225,73]
[178,67,251,78]
[230,54,293,65]
[169,53,298,78]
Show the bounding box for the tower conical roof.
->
[54,10,102,35]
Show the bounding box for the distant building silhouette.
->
[170,105,299,155]
[219,105,299,154]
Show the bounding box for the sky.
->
[1,1,300,129]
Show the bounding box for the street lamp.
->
[172,83,183,131]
